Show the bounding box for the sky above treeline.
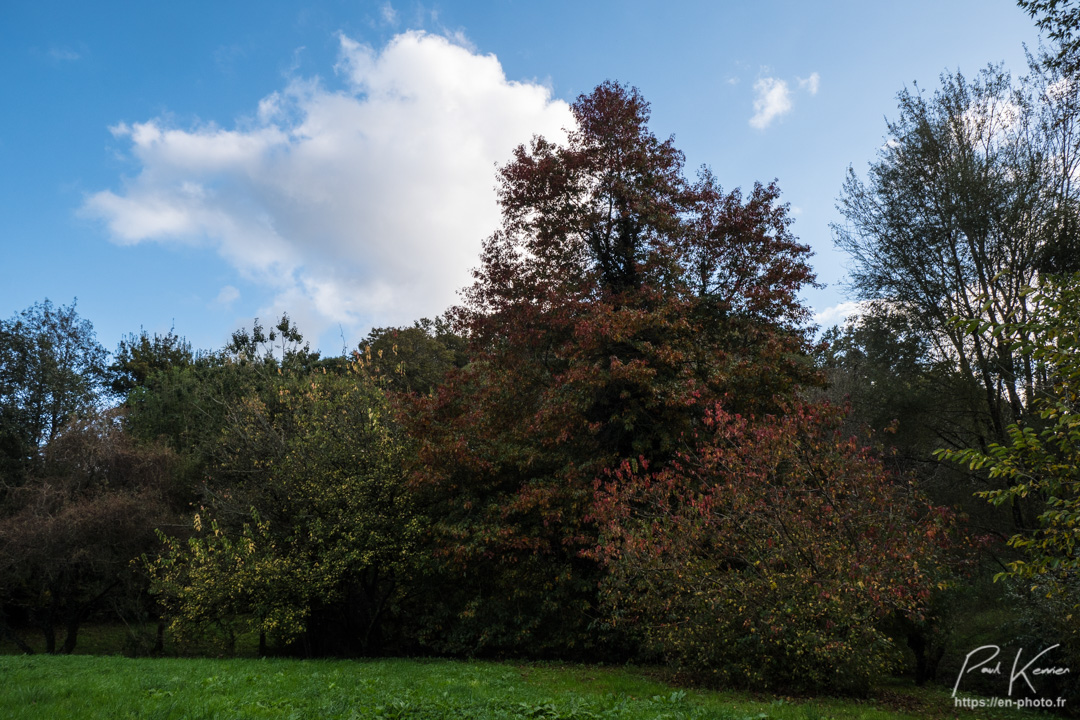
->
[1,1,1044,356]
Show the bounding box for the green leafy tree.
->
[121,315,328,489]
[149,363,418,656]
[837,68,1041,443]
[936,274,1080,694]
[0,300,107,483]
[938,275,1080,579]
[357,317,467,395]
[108,328,193,398]
[225,313,320,371]
[834,63,1080,530]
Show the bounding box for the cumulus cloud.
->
[749,77,792,129]
[748,71,820,129]
[82,31,573,339]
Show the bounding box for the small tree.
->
[109,328,193,398]
[936,273,1080,695]
[0,410,179,653]
[149,362,418,656]
[938,274,1080,579]
[225,313,320,370]
[357,318,466,395]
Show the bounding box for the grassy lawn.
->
[0,654,1053,720]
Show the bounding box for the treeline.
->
[2,10,1079,696]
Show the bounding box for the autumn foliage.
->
[397,81,955,677]
[594,402,957,691]
[1,81,969,692]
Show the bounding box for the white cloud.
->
[797,72,820,95]
[814,301,863,327]
[1047,76,1075,103]
[961,96,1023,140]
[48,46,81,62]
[213,285,241,308]
[380,2,398,26]
[83,30,573,340]
[799,71,820,94]
[749,77,792,129]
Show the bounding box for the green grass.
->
[0,654,1053,720]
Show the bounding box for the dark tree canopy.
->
[0,409,180,654]
[356,318,466,395]
[109,328,193,397]
[0,300,107,484]
[406,81,820,656]
[1020,0,1080,73]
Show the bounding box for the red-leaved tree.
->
[593,402,960,692]
[403,81,820,656]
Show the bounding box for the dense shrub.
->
[594,402,958,693]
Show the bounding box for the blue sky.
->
[1,1,1043,356]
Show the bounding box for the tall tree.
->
[406,81,818,655]
[835,65,1080,464]
[936,273,1080,687]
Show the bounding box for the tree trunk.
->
[60,615,80,654]
[1,624,34,655]
[907,628,929,686]
[42,622,56,654]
